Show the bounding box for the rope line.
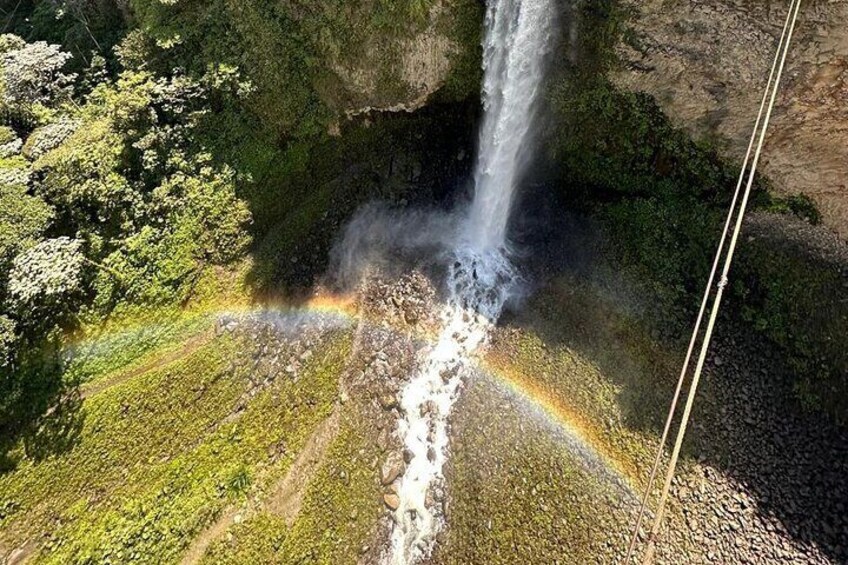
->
[624,0,803,562]
[622,1,796,558]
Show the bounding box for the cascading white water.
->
[466,0,556,251]
[388,1,555,563]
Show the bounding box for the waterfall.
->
[466,0,556,251]
[387,1,555,563]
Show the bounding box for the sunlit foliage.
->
[0,32,253,434]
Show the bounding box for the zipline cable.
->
[624,0,803,561]
[622,0,798,559]
[622,2,799,561]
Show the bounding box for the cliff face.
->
[324,1,479,116]
[614,0,848,238]
[128,0,482,136]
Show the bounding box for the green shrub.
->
[765,193,821,225]
[600,196,721,331]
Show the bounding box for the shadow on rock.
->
[505,188,848,562]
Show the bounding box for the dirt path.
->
[265,409,342,524]
[79,329,214,400]
[178,506,241,565]
[2,540,37,565]
[179,408,342,564]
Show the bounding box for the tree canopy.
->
[0,31,253,424]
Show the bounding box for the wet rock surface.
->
[339,270,448,565]
[359,270,440,333]
[437,369,640,565]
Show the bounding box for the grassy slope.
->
[65,261,254,387]
[441,376,632,565]
[202,411,382,564]
[0,312,352,563]
[63,312,215,388]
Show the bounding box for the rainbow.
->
[67,292,634,489]
[478,356,638,491]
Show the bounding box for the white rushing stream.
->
[388,0,555,563]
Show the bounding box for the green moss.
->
[64,260,252,388]
[204,411,381,564]
[203,513,290,563]
[130,0,482,139]
[764,193,821,225]
[435,1,484,102]
[278,415,380,564]
[515,275,680,438]
[438,377,627,564]
[599,195,722,331]
[0,334,245,549]
[0,322,353,563]
[549,80,739,205]
[736,236,848,423]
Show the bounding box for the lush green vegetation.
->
[0,31,253,449]
[0,315,352,562]
[0,4,478,555]
[64,309,214,387]
[127,0,481,138]
[736,231,848,422]
[0,1,845,562]
[204,412,382,564]
[0,0,482,458]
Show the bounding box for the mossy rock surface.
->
[129,0,483,138]
[437,371,638,565]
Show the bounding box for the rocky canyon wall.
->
[614,0,848,238]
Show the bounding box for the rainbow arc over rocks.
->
[69,297,634,491]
